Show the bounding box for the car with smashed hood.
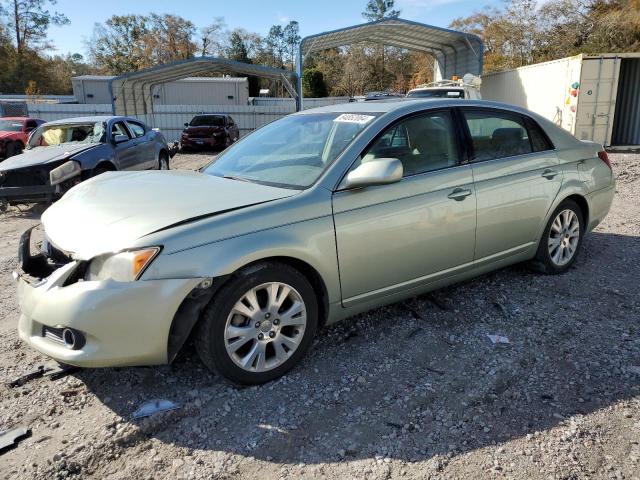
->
[13,100,614,385]
[0,115,171,210]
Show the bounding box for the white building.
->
[72,75,250,106]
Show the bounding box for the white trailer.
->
[481,53,640,149]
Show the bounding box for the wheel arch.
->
[564,193,589,227]
[166,255,330,363]
[94,160,117,173]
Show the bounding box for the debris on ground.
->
[487,334,511,344]
[132,399,180,419]
[0,427,31,454]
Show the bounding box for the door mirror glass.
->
[344,158,403,189]
[184,122,189,127]
[113,134,129,144]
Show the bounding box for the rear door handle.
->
[447,188,472,201]
[542,169,558,179]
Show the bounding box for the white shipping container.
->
[72,76,249,106]
[481,53,640,149]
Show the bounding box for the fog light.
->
[61,328,85,350]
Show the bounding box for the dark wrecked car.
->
[180,114,239,151]
[0,115,171,210]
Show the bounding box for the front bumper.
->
[181,136,224,148]
[15,228,203,368]
[0,184,58,204]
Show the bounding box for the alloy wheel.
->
[548,209,580,266]
[224,282,307,373]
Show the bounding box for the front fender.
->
[143,215,341,305]
[72,144,115,172]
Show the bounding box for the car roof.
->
[43,115,135,125]
[300,99,543,116]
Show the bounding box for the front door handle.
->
[447,188,472,201]
[542,169,559,179]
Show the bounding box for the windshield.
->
[0,120,23,132]
[407,89,464,98]
[204,112,377,189]
[190,116,225,127]
[28,122,106,148]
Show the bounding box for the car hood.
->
[0,143,100,170]
[0,131,20,140]
[42,170,298,259]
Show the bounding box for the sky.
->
[47,0,502,57]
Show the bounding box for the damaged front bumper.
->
[0,162,79,205]
[14,226,203,368]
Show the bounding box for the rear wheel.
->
[531,199,584,274]
[195,262,318,385]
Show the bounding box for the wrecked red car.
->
[0,117,45,160]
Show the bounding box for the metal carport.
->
[297,18,484,108]
[109,57,299,116]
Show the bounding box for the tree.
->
[225,31,260,97]
[362,0,400,21]
[226,30,249,62]
[3,0,69,51]
[145,13,195,64]
[200,17,226,56]
[361,0,401,89]
[265,24,285,67]
[283,20,301,69]
[302,67,328,97]
[89,15,149,74]
[89,13,196,74]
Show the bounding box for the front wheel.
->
[5,141,23,158]
[531,199,584,274]
[159,152,169,170]
[195,262,318,384]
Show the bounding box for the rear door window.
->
[525,117,554,152]
[462,110,533,161]
[127,121,146,138]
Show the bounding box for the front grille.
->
[187,133,212,139]
[0,165,55,187]
[42,326,65,345]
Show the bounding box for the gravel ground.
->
[0,152,639,480]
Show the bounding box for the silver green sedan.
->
[14,100,615,384]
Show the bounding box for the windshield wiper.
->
[222,175,254,183]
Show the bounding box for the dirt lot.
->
[1,151,639,479]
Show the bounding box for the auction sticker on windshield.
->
[334,114,375,124]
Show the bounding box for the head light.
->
[86,247,161,282]
[50,160,81,186]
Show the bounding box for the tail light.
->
[597,150,612,170]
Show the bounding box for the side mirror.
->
[113,134,129,144]
[184,122,189,128]
[344,158,403,189]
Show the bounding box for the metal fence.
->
[26,97,353,142]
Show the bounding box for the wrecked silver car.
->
[0,116,171,209]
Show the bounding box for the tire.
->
[531,199,584,274]
[195,262,318,385]
[5,141,23,158]
[93,164,113,177]
[158,151,169,170]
